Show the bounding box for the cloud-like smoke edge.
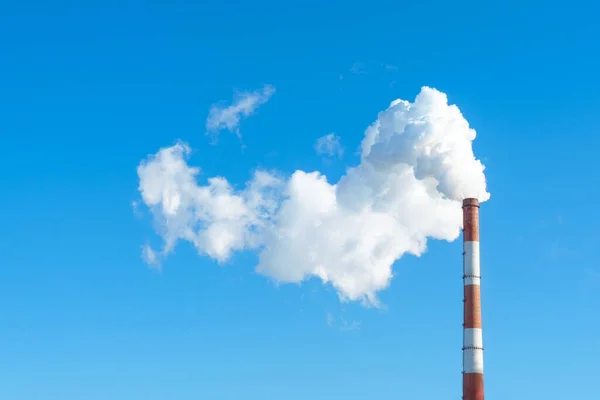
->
[138,86,489,306]
[205,84,275,141]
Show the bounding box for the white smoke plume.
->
[137,86,489,306]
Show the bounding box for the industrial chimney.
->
[462,198,484,400]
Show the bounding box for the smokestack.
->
[462,198,484,400]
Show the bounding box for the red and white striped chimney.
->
[462,198,484,400]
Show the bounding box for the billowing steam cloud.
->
[137,87,490,305]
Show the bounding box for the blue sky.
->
[1,0,600,399]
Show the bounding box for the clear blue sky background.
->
[1,0,599,399]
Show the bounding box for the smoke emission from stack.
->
[463,198,484,400]
[136,86,490,305]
